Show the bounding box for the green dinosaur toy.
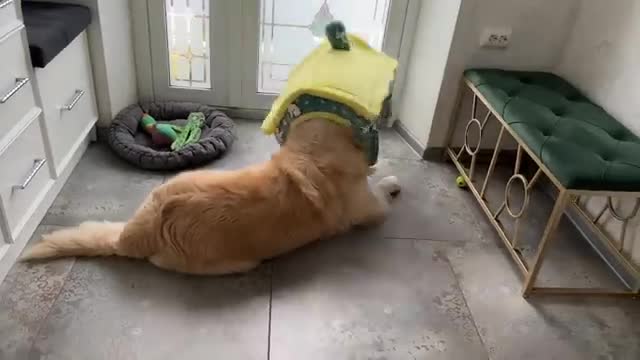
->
[140,112,204,150]
[140,113,179,147]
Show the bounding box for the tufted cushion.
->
[465,69,640,191]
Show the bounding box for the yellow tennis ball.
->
[456,175,467,188]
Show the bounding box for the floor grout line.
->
[382,235,469,245]
[444,257,493,360]
[266,264,273,360]
[27,258,78,352]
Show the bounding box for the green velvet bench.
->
[446,69,640,297]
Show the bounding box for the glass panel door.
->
[145,0,409,109]
[241,0,408,109]
[258,0,391,93]
[166,0,211,90]
[148,0,230,105]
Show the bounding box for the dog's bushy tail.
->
[21,221,125,261]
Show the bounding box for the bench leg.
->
[522,191,570,296]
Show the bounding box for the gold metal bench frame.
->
[446,79,640,298]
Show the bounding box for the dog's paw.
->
[377,176,401,197]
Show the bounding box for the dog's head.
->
[263,21,396,169]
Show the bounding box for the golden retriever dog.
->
[22,118,400,275]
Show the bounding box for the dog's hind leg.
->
[149,253,260,275]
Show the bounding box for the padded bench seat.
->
[465,69,640,191]
[22,1,91,68]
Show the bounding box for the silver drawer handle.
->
[0,0,14,9]
[13,159,47,191]
[0,77,29,104]
[62,89,85,111]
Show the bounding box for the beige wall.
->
[556,0,640,265]
[397,0,580,149]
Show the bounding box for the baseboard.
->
[223,108,268,121]
[392,121,425,158]
[422,147,445,162]
[0,135,90,283]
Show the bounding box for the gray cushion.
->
[23,1,92,68]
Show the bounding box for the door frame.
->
[131,0,420,121]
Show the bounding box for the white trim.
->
[131,0,154,101]
[147,0,230,105]
[388,0,420,126]
[239,0,276,109]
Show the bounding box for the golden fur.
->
[22,118,400,274]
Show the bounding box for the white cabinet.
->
[0,0,20,37]
[0,27,37,148]
[0,111,54,239]
[0,2,97,282]
[36,32,98,174]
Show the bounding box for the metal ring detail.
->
[505,174,530,218]
[464,118,482,156]
[607,197,640,221]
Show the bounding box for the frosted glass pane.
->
[258,0,390,93]
[165,0,211,89]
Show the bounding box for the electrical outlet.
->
[480,28,511,49]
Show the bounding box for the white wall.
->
[397,0,462,147]
[556,0,640,265]
[556,0,640,135]
[397,0,581,149]
[95,0,138,125]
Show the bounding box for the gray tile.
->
[379,127,421,160]
[270,231,487,360]
[207,121,420,172]
[371,158,485,242]
[207,120,278,170]
[447,241,640,360]
[42,144,165,226]
[0,225,74,360]
[31,258,271,360]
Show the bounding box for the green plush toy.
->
[140,112,204,150]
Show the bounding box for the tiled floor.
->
[1,120,638,360]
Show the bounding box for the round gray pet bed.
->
[108,102,235,170]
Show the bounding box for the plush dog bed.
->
[108,102,235,171]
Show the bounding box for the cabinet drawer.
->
[0,114,53,239]
[37,32,97,172]
[0,29,38,145]
[0,0,19,32]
